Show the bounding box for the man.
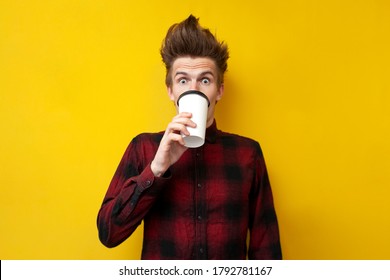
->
[97,15,282,260]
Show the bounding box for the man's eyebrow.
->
[174,71,215,77]
[199,71,215,77]
[174,71,188,77]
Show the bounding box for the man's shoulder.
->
[218,130,261,150]
[218,129,259,143]
[131,131,164,145]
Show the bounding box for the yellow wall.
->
[1,0,389,260]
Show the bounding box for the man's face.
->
[167,56,224,128]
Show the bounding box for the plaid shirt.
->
[97,120,282,259]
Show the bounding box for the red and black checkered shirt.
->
[97,120,282,259]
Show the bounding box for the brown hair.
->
[160,15,229,87]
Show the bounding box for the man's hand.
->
[151,112,196,177]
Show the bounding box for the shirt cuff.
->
[135,163,171,195]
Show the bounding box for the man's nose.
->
[189,80,199,91]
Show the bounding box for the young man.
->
[97,15,282,260]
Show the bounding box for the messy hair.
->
[160,15,229,87]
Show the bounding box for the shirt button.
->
[199,248,204,254]
[197,183,202,188]
[197,215,202,220]
[145,180,151,186]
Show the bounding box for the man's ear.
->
[216,83,224,101]
[167,86,174,101]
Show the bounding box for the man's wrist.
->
[150,160,165,177]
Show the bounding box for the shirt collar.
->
[205,119,218,144]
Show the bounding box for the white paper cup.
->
[177,90,210,148]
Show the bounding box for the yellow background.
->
[1,0,389,260]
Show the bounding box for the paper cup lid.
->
[177,90,210,107]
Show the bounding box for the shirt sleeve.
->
[248,142,282,259]
[97,135,170,248]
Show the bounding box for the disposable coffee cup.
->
[177,90,210,148]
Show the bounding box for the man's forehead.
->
[172,57,217,74]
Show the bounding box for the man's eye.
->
[179,79,187,84]
[201,78,210,84]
